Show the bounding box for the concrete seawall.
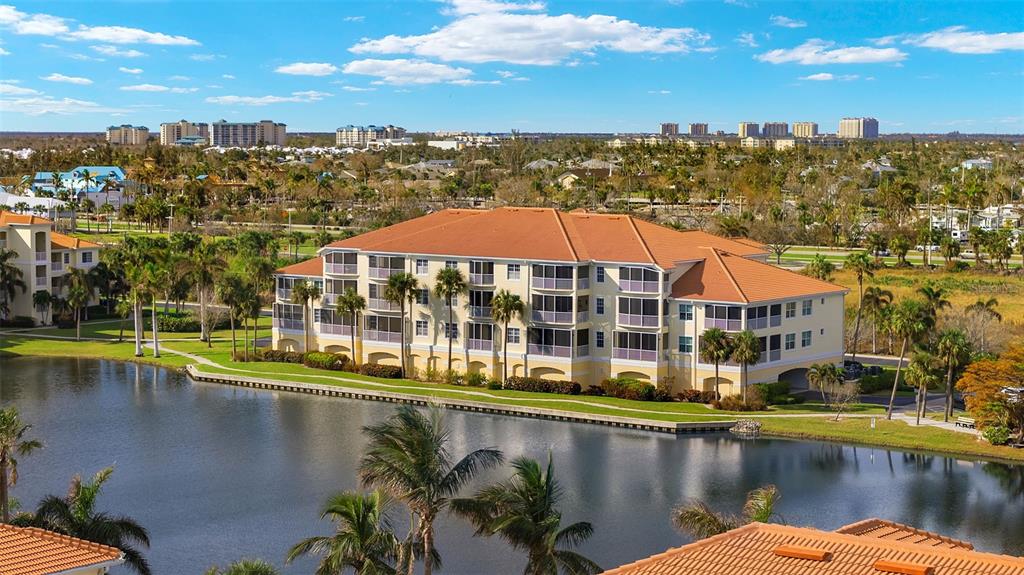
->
[185,365,735,435]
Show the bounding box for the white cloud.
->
[168,75,191,81]
[13,14,69,35]
[0,6,199,45]
[894,26,1024,54]
[275,62,339,76]
[756,39,906,64]
[736,32,758,48]
[39,43,57,49]
[118,66,144,74]
[41,73,92,85]
[0,47,8,55]
[91,45,145,57]
[798,72,859,81]
[770,15,806,28]
[648,89,671,94]
[120,83,198,93]
[349,0,711,65]
[205,90,331,105]
[343,58,473,84]
[0,80,40,96]
[723,0,750,6]
[69,53,103,61]
[341,86,376,92]
[343,15,365,22]
[0,96,126,116]
[190,54,218,61]
[222,74,235,79]
[449,78,501,85]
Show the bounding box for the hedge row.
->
[156,312,230,333]
[303,352,350,371]
[675,389,721,403]
[599,377,672,402]
[358,363,403,378]
[502,376,581,395]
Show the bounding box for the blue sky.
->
[1,0,1022,134]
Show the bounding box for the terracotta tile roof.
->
[601,522,1024,575]
[50,232,100,250]
[671,247,847,303]
[0,210,51,226]
[835,519,974,550]
[277,256,323,276]
[0,525,123,575]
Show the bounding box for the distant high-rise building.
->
[838,117,879,139]
[792,122,819,138]
[660,123,679,137]
[210,120,287,147]
[688,123,708,136]
[106,125,149,145]
[336,125,407,147]
[159,120,209,146]
[762,122,789,138]
[738,122,760,138]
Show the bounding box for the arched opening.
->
[616,371,650,381]
[779,368,810,393]
[702,376,734,396]
[530,366,565,380]
[511,363,524,377]
[468,361,487,375]
[277,338,299,352]
[324,345,351,355]
[368,351,400,366]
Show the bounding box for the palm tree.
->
[287,230,307,261]
[865,232,887,262]
[0,406,42,523]
[965,297,1001,353]
[291,280,322,352]
[433,267,468,374]
[936,329,971,423]
[287,490,400,575]
[940,235,960,267]
[885,299,933,419]
[23,467,151,575]
[906,351,941,425]
[336,287,367,366]
[699,328,732,399]
[139,259,167,358]
[807,362,844,404]
[451,454,601,575]
[803,254,835,281]
[917,285,951,320]
[862,286,893,354]
[490,289,525,382]
[64,267,92,341]
[216,273,247,357]
[844,252,875,361]
[205,560,279,575]
[671,485,780,540]
[359,405,503,575]
[729,330,760,404]
[0,248,27,320]
[115,297,133,343]
[384,272,418,378]
[889,235,911,267]
[32,289,52,325]
[191,241,227,347]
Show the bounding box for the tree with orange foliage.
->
[955,340,1024,443]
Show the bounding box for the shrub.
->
[0,316,35,328]
[584,385,606,396]
[423,366,442,383]
[359,363,403,379]
[982,425,1011,446]
[466,372,487,388]
[712,390,767,411]
[303,352,349,371]
[156,311,231,332]
[486,379,502,390]
[443,370,465,386]
[258,349,305,363]
[502,376,581,395]
[600,377,672,402]
[753,381,790,405]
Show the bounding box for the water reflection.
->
[1,356,1021,575]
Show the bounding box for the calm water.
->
[0,357,1021,574]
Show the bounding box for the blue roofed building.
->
[32,166,127,195]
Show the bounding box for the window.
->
[596,266,605,283]
[595,297,605,315]
[469,261,494,282]
[313,308,323,323]
[820,328,825,335]
[468,323,493,341]
[595,330,605,348]
[785,333,796,350]
[769,304,782,327]
[801,330,812,348]
[0,231,5,249]
[678,335,693,353]
[785,301,796,318]
[445,322,459,339]
[81,251,93,264]
[63,253,70,264]
[416,289,429,305]
[802,299,813,316]
[445,260,458,269]
[507,263,521,280]
[678,304,693,321]
[416,259,428,275]
[506,327,520,344]
[415,320,428,336]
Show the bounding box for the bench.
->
[955,417,976,429]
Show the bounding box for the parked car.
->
[1001,386,1024,403]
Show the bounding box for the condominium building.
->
[210,119,287,147]
[792,122,819,138]
[688,123,708,136]
[838,117,879,139]
[159,120,209,146]
[105,125,149,145]
[0,211,100,323]
[740,137,795,151]
[272,208,846,395]
[659,123,679,137]
[738,122,760,138]
[336,125,407,147]
[762,122,789,138]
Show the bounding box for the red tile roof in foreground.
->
[0,211,51,226]
[276,256,324,277]
[50,232,100,250]
[0,525,123,575]
[601,521,1024,575]
[834,518,974,550]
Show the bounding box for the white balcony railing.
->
[576,311,589,323]
[469,273,494,285]
[326,263,358,275]
[577,277,590,289]
[531,277,573,290]
[34,252,47,263]
[531,310,573,324]
[576,345,590,357]
[35,276,47,287]
[467,338,493,351]
[368,298,400,312]
[469,305,492,318]
[273,318,304,331]
[50,262,62,272]
[619,279,659,293]
[363,329,402,343]
[369,267,401,279]
[527,343,571,357]
[276,288,292,301]
[613,348,658,362]
[318,323,352,336]
[705,318,743,331]
[617,313,658,328]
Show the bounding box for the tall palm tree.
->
[190,241,227,347]
[844,252,875,361]
[384,272,418,378]
[336,287,367,366]
[490,289,525,382]
[287,490,400,575]
[729,330,760,404]
[115,297,134,343]
[205,560,279,575]
[360,405,503,575]
[671,485,781,540]
[936,329,972,423]
[906,351,941,425]
[451,454,601,575]
[64,267,92,341]
[965,297,1001,353]
[885,299,933,419]
[291,280,322,352]
[216,273,247,357]
[699,328,732,399]
[139,259,168,358]
[916,285,951,320]
[807,362,844,404]
[32,289,52,325]
[23,467,151,575]
[862,287,893,354]
[0,406,42,523]
[0,248,27,320]
[433,267,468,374]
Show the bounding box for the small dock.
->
[185,365,735,435]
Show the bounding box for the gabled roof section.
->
[0,211,51,226]
[50,232,100,250]
[835,518,974,550]
[0,525,123,575]
[276,256,323,277]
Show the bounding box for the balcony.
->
[368,298,400,312]
[467,338,493,351]
[531,277,573,290]
[50,262,63,272]
[320,293,337,306]
[326,263,357,275]
[619,279,659,293]
[318,323,353,336]
[34,252,47,263]
[576,345,590,357]
[35,276,47,287]
[613,348,658,362]
[469,305,492,318]
[527,343,571,357]
[273,318,304,331]
[576,311,589,323]
[705,318,743,332]
[617,313,659,328]
[758,349,782,363]
[369,267,401,279]
[531,310,573,324]
[363,329,402,343]
[276,288,292,301]
[469,273,494,285]
[577,277,590,289]
[747,317,768,330]
[770,315,782,328]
